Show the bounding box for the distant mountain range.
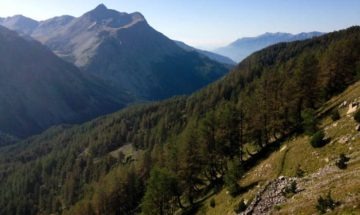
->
[0,4,229,101]
[215,32,324,62]
[0,25,132,138]
[174,40,235,65]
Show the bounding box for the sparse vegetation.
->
[295,165,305,177]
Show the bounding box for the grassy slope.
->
[199,81,360,215]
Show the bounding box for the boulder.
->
[356,124,360,131]
[339,101,347,108]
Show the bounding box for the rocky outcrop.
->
[240,176,297,215]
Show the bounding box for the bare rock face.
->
[240,177,297,215]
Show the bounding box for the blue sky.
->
[0,0,359,49]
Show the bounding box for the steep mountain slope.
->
[0,27,358,215]
[204,81,360,215]
[0,131,18,147]
[31,15,75,41]
[174,40,236,65]
[215,31,324,62]
[0,26,132,138]
[1,4,229,100]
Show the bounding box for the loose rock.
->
[240,177,297,215]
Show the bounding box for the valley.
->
[0,2,359,215]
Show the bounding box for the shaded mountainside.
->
[1,4,229,100]
[215,31,324,62]
[0,26,132,138]
[0,131,18,147]
[0,27,359,215]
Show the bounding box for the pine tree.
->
[141,168,178,215]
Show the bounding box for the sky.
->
[0,0,359,50]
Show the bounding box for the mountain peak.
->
[82,4,146,28]
[87,4,111,18]
[94,3,108,11]
[86,4,121,20]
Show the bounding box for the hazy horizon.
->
[0,0,359,50]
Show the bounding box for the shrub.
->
[331,109,340,121]
[290,181,297,193]
[335,153,350,169]
[225,180,241,197]
[295,165,305,178]
[210,198,216,208]
[310,130,325,148]
[234,199,247,213]
[283,181,297,197]
[316,192,337,214]
[273,204,282,211]
[354,109,360,123]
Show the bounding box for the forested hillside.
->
[0,26,132,138]
[0,27,359,215]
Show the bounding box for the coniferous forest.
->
[0,26,359,215]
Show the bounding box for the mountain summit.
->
[1,5,228,100]
[94,3,107,10]
[83,4,145,28]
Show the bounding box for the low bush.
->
[354,109,360,123]
[335,153,350,169]
[331,109,340,121]
[283,181,297,198]
[210,198,216,208]
[295,165,305,178]
[310,130,325,148]
[234,199,247,213]
[316,192,337,214]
